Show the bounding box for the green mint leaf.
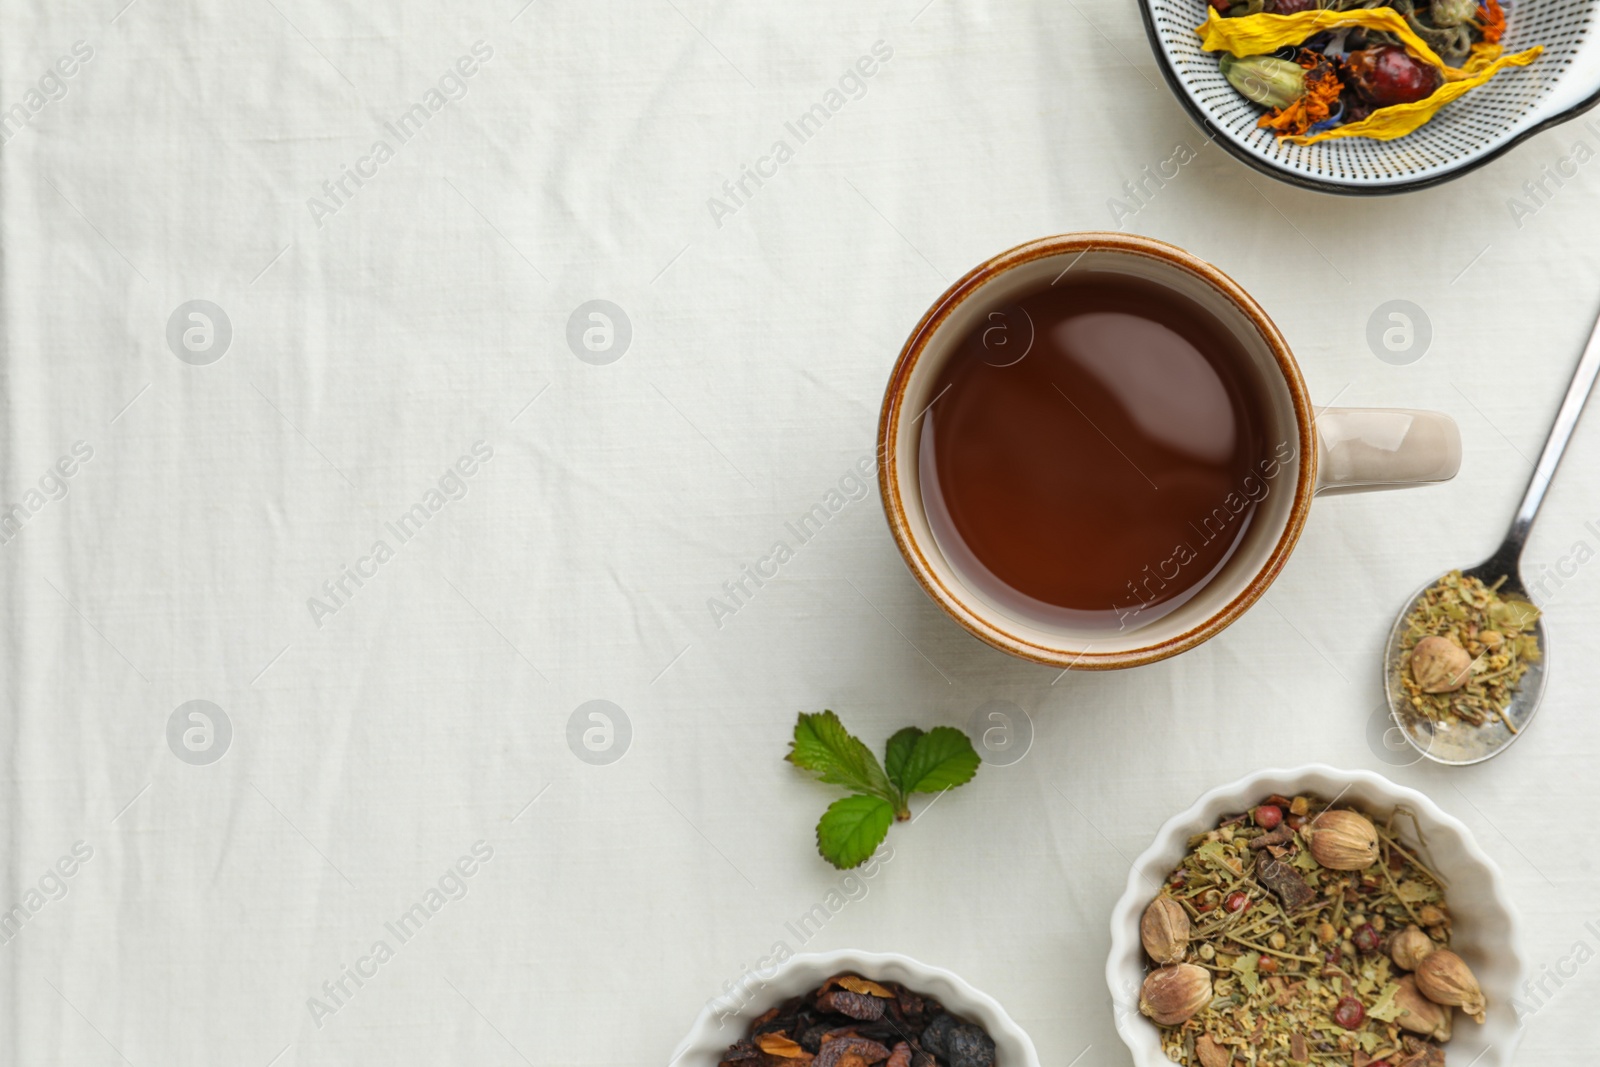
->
[815,794,895,869]
[883,727,924,794]
[787,711,892,800]
[898,726,981,795]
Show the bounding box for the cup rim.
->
[876,232,1318,670]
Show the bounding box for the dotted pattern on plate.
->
[1149,0,1591,186]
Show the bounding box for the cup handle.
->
[1315,408,1461,495]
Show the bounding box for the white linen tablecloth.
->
[3,0,1597,1063]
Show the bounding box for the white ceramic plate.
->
[1106,765,1527,1067]
[670,949,1040,1067]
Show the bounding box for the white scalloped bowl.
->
[1107,765,1527,1067]
[670,950,1040,1067]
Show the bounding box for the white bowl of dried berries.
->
[671,949,1040,1067]
[1107,765,1527,1067]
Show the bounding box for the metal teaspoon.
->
[1383,301,1600,765]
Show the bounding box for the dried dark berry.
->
[724,975,992,1067]
[894,987,926,1024]
[943,1024,997,1067]
[799,1025,832,1053]
[1353,923,1381,953]
[719,1040,763,1066]
[921,1014,959,1058]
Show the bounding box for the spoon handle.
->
[1498,302,1600,562]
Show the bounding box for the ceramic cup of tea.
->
[877,232,1461,670]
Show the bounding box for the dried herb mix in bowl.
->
[719,973,997,1067]
[1195,3,1542,143]
[1399,570,1540,732]
[1137,794,1487,1066]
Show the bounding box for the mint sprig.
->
[786,711,981,869]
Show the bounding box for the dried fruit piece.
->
[835,976,896,999]
[1415,949,1487,1022]
[1224,891,1250,913]
[1304,809,1379,870]
[1257,852,1317,911]
[1140,897,1191,964]
[756,1034,813,1059]
[1389,924,1437,971]
[1195,1034,1232,1067]
[1409,635,1474,694]
[817,991,886,1021]
[1248,822,1295,850]
[1353,923,1381,953]
[1139,964,1213,1026]
[813,1038,891,1067]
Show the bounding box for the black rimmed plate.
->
[1137,0,1600,193]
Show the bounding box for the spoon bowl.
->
[1381,300,1600,764]
[1383,567,1549,766]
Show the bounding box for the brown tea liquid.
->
[920,273,1277,634]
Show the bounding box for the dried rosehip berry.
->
[1344,46,1442,106]
[1258,955,1279,975]
[1333,995,1366,1029]
[1353,923,1381,953]
[1324,946,1342,966]
[1253,805,1283,830]
[1224,891,1250,913]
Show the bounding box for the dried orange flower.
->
[1478,0,1507,44]
[1259,52,1343,136]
